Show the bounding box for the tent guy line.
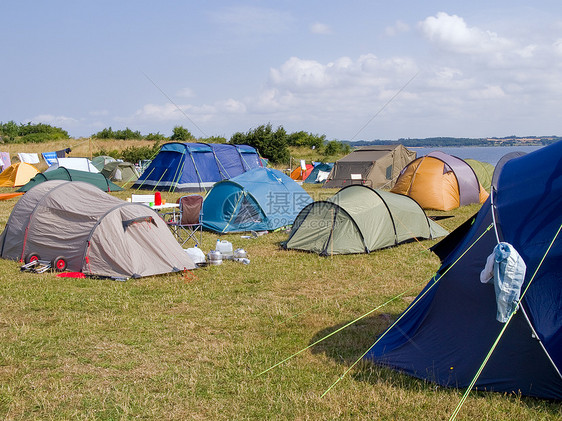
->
[449,221,562,420]
[320,222,494,398]
[259,222,493,379]
[349,71,419,142]
[141,70,208,138]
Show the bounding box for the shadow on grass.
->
[308,314,562,415]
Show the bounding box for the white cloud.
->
[419,12,512,54]
[468,85,506,100]
[268,54,417,94]
[30,114,80,128]
[269,57,331,90]
[215,99,246,114]
[385,20,410,37]
[310,22,332,35]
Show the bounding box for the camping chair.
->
[164,195,203,246]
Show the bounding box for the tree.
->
[170,126,194,141]
[230,123,290,164]
[287,131,325,149]
[323,140,350,157]
[0,120,19,141]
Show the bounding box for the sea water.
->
[411,145,544,166]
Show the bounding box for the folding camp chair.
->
[164,195,203,246]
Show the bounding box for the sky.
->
[2,1,562,141]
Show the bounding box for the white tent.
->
[45,157,99,173]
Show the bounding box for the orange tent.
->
[290,164,313,181]
[0,163,40,187]
[391,151,489,211]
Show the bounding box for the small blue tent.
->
[364,141,562,400]
[202,168,313,233]
[133,143,262,192]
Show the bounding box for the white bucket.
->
[216,240,233,258]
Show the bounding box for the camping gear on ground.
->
[164,195,204,246]
[216,239,233,258]
[0,180,195,279]
[20,257,66,274]
[233,248,247,259]
[364,141,562,399]
[45,157,99,173]
[206,249,222,265]
[185,245,206,265]
[0,162,39,187]
[101,161,139,182]
[202,167,313,233]
[391,151,489,211]
[465,158,494,192]
[323,144,416,189]
[133,142,263,192]
[283,185,448,255]
[17,168,123,192]
[304,162,334,184]
[232,248,250,264]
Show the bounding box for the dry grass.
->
[0,153,560,419]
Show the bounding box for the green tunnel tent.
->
[16,168,123,192]
[465,159,494,192]
[283,185,448,255]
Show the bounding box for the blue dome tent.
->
[304,162,334,184]
[202,168,313,233]
[133,143,262,192]
[364,141,562,400]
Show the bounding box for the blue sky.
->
[2,1,562,140]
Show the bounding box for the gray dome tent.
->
[0,180,195,279]
[283,185,448,255]
[101,161,139,182]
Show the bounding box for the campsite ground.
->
[0,156,560,419]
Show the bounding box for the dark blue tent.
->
[365,141,562,400]
[202,168,312,233]
[133,143,262,192]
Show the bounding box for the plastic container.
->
[154,191,162,206]
[216,240,233,258]
[185,245,205,264]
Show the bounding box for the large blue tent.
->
[133,142,262,192]
[202,168,312,233]
[364,141,562,399]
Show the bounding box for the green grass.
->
[0,183,560,420]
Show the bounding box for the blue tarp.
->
[133,143,262,192]
[202,168,313,233]
[364,141,562,400]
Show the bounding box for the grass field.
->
[0,146,560,420]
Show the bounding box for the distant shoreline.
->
[346,136,559,148]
